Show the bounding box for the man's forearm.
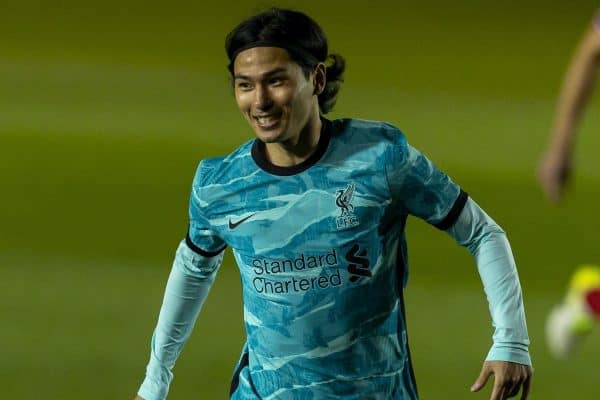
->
[446,198,531,365]
[550,28,600,153]
[138,240,224,400]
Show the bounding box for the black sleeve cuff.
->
[433,189,469,230]
[185,232,227,257]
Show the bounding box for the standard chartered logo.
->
[250,245,372,294]
[251,250,342,294]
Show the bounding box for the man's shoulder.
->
[332,118,407,147]
[193,139,255,187]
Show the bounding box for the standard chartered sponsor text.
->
[251,249,342,294]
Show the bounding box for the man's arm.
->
[538,16,600,204]
[383,128,532,398]
[135,240,225,400]
[446,198,532,400]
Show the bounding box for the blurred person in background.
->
[538,10,600,204]
[538,10,600,361]
[135,7,532,400]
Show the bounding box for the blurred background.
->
[2,0,600,398]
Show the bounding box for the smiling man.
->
[134,8,532,400]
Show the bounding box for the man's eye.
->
[269,78,283,86]
[237,82,252,90]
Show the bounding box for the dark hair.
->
[225,8,346,114]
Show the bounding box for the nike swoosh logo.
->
[228,213,256,230]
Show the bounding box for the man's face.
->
[233,47,318,144]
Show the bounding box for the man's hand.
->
[471,360,533,400]
[133,396,144,400]
[537,149,571,205]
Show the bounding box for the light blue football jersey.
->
[186,118,467,399]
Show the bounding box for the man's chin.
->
[257,135,282,144]
[253,127,286,144]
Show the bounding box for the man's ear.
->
[313,63,326,95]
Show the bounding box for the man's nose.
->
[254,85,273,111]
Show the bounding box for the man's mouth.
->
[254,113,282,129]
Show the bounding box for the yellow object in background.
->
[546,265,600,357]
[567,264,600,305]
[567,264,600,333]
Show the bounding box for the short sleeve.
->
[186,162,227,256]
[384,128,467,229]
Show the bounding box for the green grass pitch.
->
[2,1,600,398]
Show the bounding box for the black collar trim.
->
[251,118,332,176]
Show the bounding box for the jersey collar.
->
[251,118,332,176]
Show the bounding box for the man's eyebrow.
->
[234,67,288,81]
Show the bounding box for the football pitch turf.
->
[2,1,600,399]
